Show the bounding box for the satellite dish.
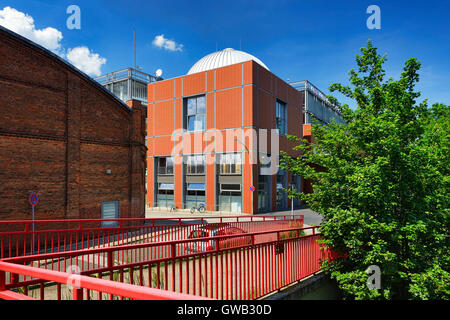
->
[155,69,163,78]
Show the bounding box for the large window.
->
[184,95,206,132]
[184,155,205,175]
[156,183,174,208]
[157,157,174,175]
[219,184,242,213]
[276,100,287,135]
[185,183,206,209]
[218,153,242,175]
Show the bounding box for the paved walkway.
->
[145,207,323,226]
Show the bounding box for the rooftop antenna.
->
[239,39,242,50]
[216,42,218,52]
[133,28,136,70]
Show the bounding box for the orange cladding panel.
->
[174,155,183,208]
[206,70,215,92]
[216,87,242,129]
[216,63,242,90]
[243,85,255,127]
[206,92,215,130]
[174,98,182,130]
[183,72,206,97]
[154,100,174,136]
[206,156,215,211]
[257,89,273,130]
[153,136,174,155]
[256,64,272,92]
[175,77,182,98]
[275,77,288,102]
[154,79,174,101]
[147,157,154,207]
[242,61,254,85]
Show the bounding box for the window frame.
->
[184,95,206,132]
[276,99,288,135]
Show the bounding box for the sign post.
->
[29,193,38,254]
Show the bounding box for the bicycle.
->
[190,204,206,214]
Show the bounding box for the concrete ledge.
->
[262,272,332,300]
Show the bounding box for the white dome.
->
[187,48,269,75]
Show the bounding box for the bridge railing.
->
[0,215,303,259]
[0,261,208,300]
[0,224,325,300]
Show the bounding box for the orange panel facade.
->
[147,59,303,214]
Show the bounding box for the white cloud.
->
[66,46,106,77]
[0,6,63,54]
[0,6,107,77]
[152,34,183,52]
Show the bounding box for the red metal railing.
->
[0,224,324,300]
[0,215,303,259]
[0,261,208,300]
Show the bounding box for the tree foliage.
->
[281,40,449,300]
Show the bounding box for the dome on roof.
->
[187,48,269,75]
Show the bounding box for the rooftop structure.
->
[95,68,159,105]
[187,48,269,75]
[290,80,344,125]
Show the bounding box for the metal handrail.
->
[0,261,207,300]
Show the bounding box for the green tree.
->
[281,40,449,300]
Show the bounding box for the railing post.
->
[11,273,18,284]
[0,270,5,291]
[72,287,83,300]
[107,251,114,281]
[215,239,220,251]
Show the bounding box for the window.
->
[276,100,287,135]
[157,157,174,175]
[157,183,174,208]
[185,183,205,209]
[218,153,242,175]
[184,95,206,132]
[219,183,242,213]
[184,155,205,174]
[101,201,119,228]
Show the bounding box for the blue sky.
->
[1,0,449,108]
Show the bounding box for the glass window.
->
[185,155,205,174]
[157,157,174,175]
[184,95,206,132]
[276,100,287,135]
[219,153,242,175]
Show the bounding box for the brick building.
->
[0,26,146,225]
[147,48,303,214]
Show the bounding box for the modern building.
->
[290,80,344,125]
[146,48,304,214]
[0,26,147,227]
[95,67,159,107]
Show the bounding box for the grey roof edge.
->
[0,25,132,112]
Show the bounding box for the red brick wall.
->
[0,28,146,226]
